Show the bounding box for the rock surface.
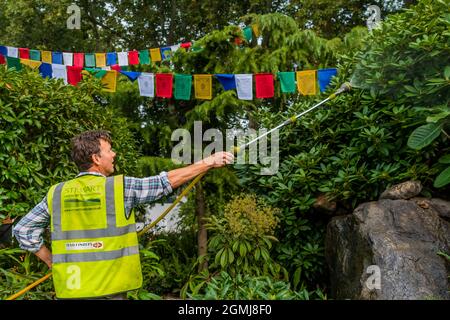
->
[326,184,450,300]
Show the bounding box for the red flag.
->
[128,50,139,65]
[73,53,84,67]
[19,48,30,59]
[255,73,274,98]
[67,66,83,86]
[180,42,192,49]
[0,54,5,65]
[234,38,243,45]
[156,73,173,98]
[111,64,121,72]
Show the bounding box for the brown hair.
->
[71,130,112,171]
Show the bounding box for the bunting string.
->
[0,26,338,100]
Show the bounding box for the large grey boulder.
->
[325,185,450,299]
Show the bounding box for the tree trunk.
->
[196,182,208,272]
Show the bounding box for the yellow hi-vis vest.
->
[47,174,142,299]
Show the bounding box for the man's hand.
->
[35,245,52,269]
[201,151,235,168]
[167,151,234,189]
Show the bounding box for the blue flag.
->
[106,52,117,66]
[317,68,337,92]
[215,74,236,91]
[160,47,172,60]
[119,71,141,82]
[0,46,7,56]
[39,63,52,78]
[52,52,63,64]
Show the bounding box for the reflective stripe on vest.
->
[53,245,139,263]
[48,175,142,298]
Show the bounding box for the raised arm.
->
[167,151,234,189]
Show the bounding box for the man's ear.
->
[91,153,101,166]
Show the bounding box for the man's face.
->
[94,139,116,176]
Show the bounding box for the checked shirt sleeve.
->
[124,171,173,217]
[12,197,50,253]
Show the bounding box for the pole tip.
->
[337,82,352,94]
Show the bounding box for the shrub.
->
[205,194,283,278]
[0,66,139,220]
[235,0,450,292]
[187,271,326,300]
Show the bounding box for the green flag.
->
[174,74,192,100]
[7,57,22,71]
[139,50,150,65]
[85,53,96,67]
[85,68,107,79]
[278,72,296,93]
[243,26,253,42]
[29,50,41,61]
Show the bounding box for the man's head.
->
[71,130,116,176]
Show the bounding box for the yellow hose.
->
[5,272,52,300]
[5,171,206,300]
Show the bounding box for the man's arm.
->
[124,152,234,214]
[12,197,52,269]
[167,151,234,189]
[35,245,52,269]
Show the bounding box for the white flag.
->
[7,47,18,58]
[170,44,181,52]
[235,74,253,100]
[52,64,68,84]
[63,52,73,66]
[101,66,111,71]
[138,73,154,97]
[117,52,128,66]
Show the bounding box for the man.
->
[13,130,234,299]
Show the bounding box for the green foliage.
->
[187,271,326,300]
[235,0,450,292]
[0,248,54,299]
[408,123,444,150]
[0,66,139,219]
[136,156,183,177]
[285,0,408,39]
[139,231,198,297]
[205,194,284,278]
[351,0,450,188]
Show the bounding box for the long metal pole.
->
[236,82,351,152]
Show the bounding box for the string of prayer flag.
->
[278,72,296,93]
[255,73,274,98]
[156,73,173,98]
[215,74,236,91]
[296,70,317,95]
[318,68,338,93]
[174,74,192,100]
[138,73,155,97]
[194,74,212,100]
[235,74,253,100]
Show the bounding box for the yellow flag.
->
[194,74,212,100]
[20,59,42,70]
[101,70,117,92]
[41,51,52,63]
[252,24,260,37]
[150,48,162,62]
[297,70,317,95]
[95,53,106,67]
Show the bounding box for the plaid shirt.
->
[13,171,173,253]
